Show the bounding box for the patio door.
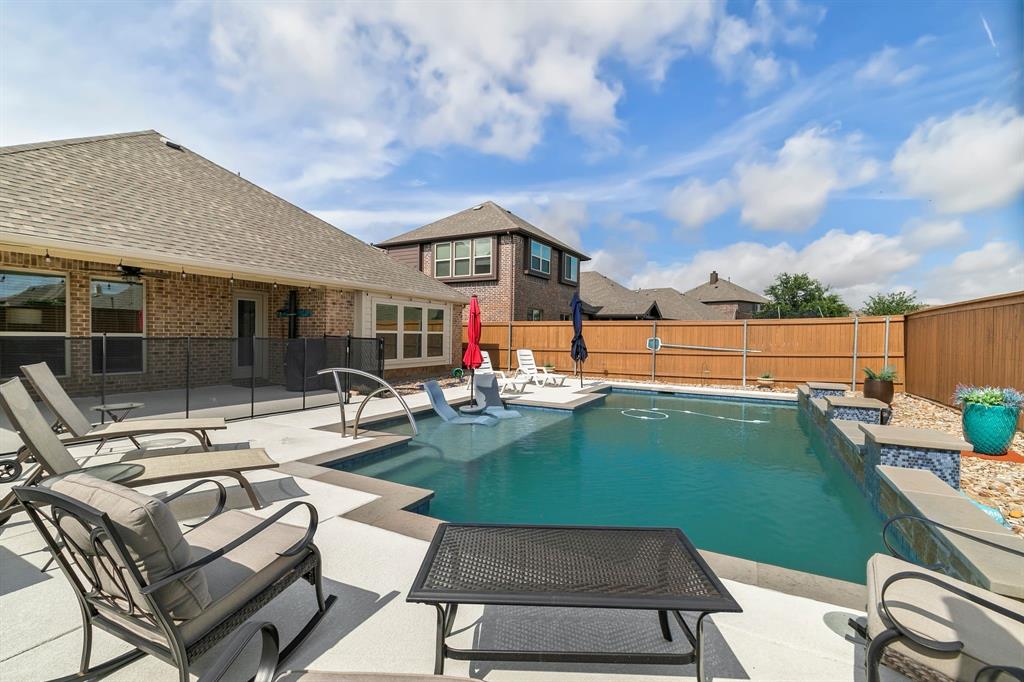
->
[233,292,267,380]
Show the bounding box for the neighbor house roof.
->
[579,271,659,319]
[0,130,466,303]
[685,278,768,304]
[375,200,589,260]
[637,287,728,321]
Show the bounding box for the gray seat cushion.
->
[178,510,311,645]
[49,473,212,619]
[867,553,1024,680]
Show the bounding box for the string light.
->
[44,250,51,265]
[229,274,234,287]
[181,268,187,280]
[273,282,278,289]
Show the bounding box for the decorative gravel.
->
[884,392,1024,536]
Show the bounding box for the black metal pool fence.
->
[0,334,384,420]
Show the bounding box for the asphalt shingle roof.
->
[375,200,589,259]
[637,287,728,320]
[579,271,659,318]
[0,131,466,303]
[685,278,768,304]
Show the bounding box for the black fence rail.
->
[0,335,384,422]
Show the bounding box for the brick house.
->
[374,201,590,323]
[579,271,725,320]
[0,131,467,395]
[684,271,768,319]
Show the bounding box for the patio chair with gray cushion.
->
[0,377,276,521]
[13,473,335,682]
[852,514,1024,682]
[198,621,471,682]
[20,361,225,451]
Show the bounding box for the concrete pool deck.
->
[0,382,907,681]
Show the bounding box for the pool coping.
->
[289,383,865,611]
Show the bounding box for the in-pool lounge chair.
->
[515,349,566,386]
[20,361,225,452]
[423,380,496,426]
[469,373,521,419]
[14,474,335,682]
[852,514,1024,682]
[478,350,528,394]
[0,377,276,515]
[199,621,471,682]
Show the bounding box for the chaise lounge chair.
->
[20,361,226,452]
[423,381,496,426]
[0,377,277,515]
[468,373,521,419]
[478,350,529,394]
[515,349,566,386]
[853,514,1024,682]
[199,621,472,681]
[14,474,335,682]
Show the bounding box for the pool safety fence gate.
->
[0,334,384,423]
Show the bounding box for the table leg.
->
[658,610,672,641]
[433,604,447,675]
[695,612,708,682]
[128,435,143,449]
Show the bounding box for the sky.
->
[2,0,1022,307]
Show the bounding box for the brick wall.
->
[510,234,579,321]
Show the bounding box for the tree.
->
[756,273,851,318]
[860,291,924,316]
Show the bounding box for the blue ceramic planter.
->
[962,402,1020,455]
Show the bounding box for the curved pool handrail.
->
[315,368,418,439]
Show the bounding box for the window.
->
[559,313,572,321]
[529,240,551,276]
[434,237,494,279]
[527,308,543,321]
[91,279,144,374]
[0,270,67,377]
[561,253,579,284]
[375,300,447,364]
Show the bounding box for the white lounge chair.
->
[515,349,566,386]
[478,350,528,393]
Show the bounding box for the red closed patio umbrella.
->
[463,295,483,397]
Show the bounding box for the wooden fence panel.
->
[469,315,905,389]
[905,292,1024,420]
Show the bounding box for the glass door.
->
[233,293,265,379]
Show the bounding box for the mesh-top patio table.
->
[407,523,742,680]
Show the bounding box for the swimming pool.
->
[337,389,884,583]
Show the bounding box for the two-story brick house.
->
[684,271,768,319]
[375,201,590,323]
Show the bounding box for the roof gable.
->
[685,278,768,304]
[0,131,466,303]
[579,271,659,318]
[375,200,589,259]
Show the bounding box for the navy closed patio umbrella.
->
[570,291,588,388]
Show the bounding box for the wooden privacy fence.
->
[469,316,905,390]
[904,291,1024,420]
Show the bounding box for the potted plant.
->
[953,385,1023,455]
[756,372,775,389]
[863,366,897,404]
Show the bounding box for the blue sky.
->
[2,0,1022,306]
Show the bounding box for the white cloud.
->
[517,198,589,249]
[583,246,648,284]
[902,219,967,249]
[735,127,879,231]
[892,104,1024,213]
[665,178,736,230]
[627,228,919,307]
[855,46,925,86]
[601,212,658,241]
[920,240,1024,303]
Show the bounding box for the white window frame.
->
[0,266,71,377]
[529,239,551,276]
[561,252,579,284]
[433,237,494,279]
[371,296,451,368]
[90,277,146,375]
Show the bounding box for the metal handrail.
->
[316,368,417,439]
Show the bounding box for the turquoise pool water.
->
[339,390,884,583]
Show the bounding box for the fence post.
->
[302,337,308,410]
[650,320,657,382]
[883,316,890,367]
[100,334,107,420]
[185,336,191,418]
[741,320,748,388]
[250,335,256,419]
[507,320,513,372]
[850,316,860,391]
